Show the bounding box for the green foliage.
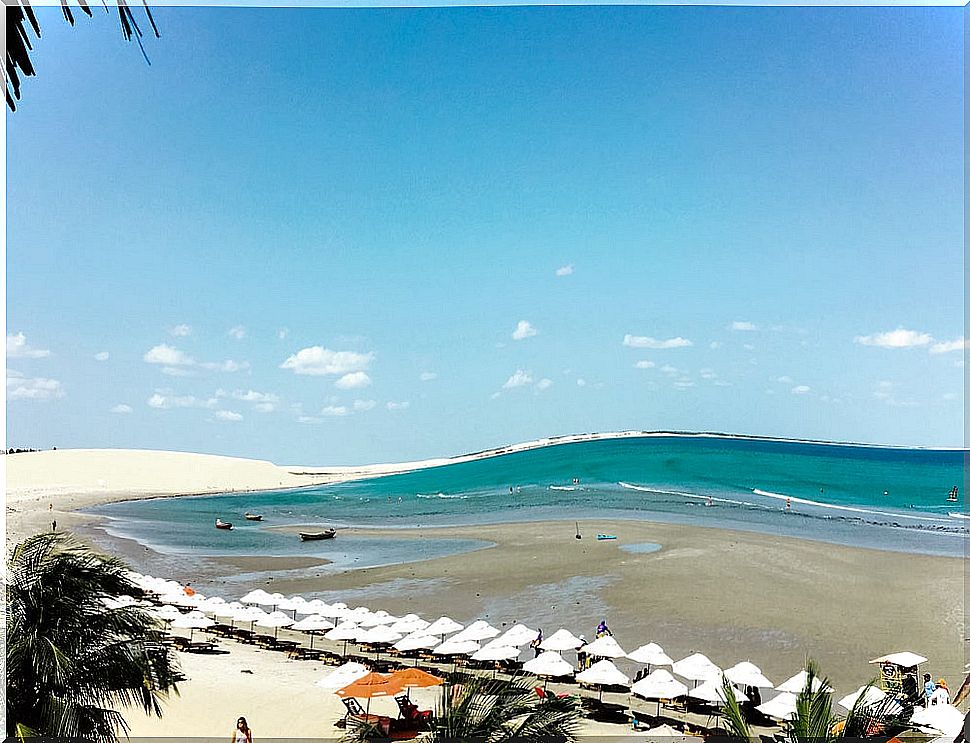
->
[6,532,181,741]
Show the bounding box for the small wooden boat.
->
[596,534,617,541]
[215,519,233,530]
[299,529,336,541]
[244,513,264,521]
[948,486,959,503]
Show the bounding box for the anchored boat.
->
[215,519,233,530]
[244,513,264,521]
[299,529,336,541]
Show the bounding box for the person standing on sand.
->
[232,717,252,743]
[531,629,543,658]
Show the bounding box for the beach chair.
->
[394,695,433,729]
[341,698,392,737]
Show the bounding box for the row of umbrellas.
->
[126,572,964,737]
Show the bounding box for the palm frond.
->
[718,677,756,743]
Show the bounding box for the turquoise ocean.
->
[90,435,967,565]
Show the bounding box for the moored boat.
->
[244,513,263,521]
[299,529,336,541]
[215,519,233,530]
[596,533,617,540]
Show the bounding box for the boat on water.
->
[596,534,617,540]
[244,513,263,521]
[215,519,233,530]
[299,529,336,541]
[947,486,959,503]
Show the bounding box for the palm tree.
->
[6,532,181,741]
[718,659,910,743]
[343,673,583,742]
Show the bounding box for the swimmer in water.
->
[785,497,792,511]
[706,496,714,507]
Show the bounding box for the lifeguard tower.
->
[869,651,927,694]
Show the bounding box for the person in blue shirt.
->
[596,620,612,638]
[923,674,936,706]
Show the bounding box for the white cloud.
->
[419,371,438,382]
[503,369,533,389]
[200,359,249,373]
[7,332,50,359]
[386,401,410,410]
[278,328,289,340]
[929,337,967,354]
[169,324,192,337]
[280,346,373,376]
[490,391,502,400]
[623,334,692,349]
[512,321,538,341]
[6,371,64,400]
[321,405,350,416]
[854,328,932,349]
[253,403,276,413]
[709,341,722,350]
[161,366,195,377]
[215,410,243,422]
[535,378,553,391]
[335,371,372,390]
[555,264,574,276]
[660,365,679,375]
[144,344,194,366]
[730,321,758,331]
[634,360,655,369]
[298,415,324,424]
[94,351,110,362]
[231,390,280,404]
[713,380,732,387]
[353,399,377,411]
[228,325,247,340]
[791,385,811,395]
[774,375,794,384]
[673,379,695,389]
[576,378,587,387]
[110,404,133,414]
[699,369,717,380]
[147,393,218,410]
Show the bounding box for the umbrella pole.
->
[309,633,314,650]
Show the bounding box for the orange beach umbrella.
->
[336,671,405,699]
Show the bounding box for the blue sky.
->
[6,6,964,463]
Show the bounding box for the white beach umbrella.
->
[316,661,371,690]
[626,642,674,668]
[433,639,481,656]
[290,614,335,649]
[256,610,295,638]
[171,611,214,642]
[390,616,430,634]
[358,625,403,645]
[631,669,689,714]
[425,616,464,637]
[584,635,626,659]
[197,596,227,613]
[359,611,400,628]
[264,592,287,607]
[576,659,630,701]
[325,621,362,656]
[345,606,373,623]
[240,589,272,605]
[539,629,584,652]
[672,653,721,682]
[689,678,749,705]
[471,643,520,662]
[234,606,269,629]
[837,686,886,711]
[277,595,308,617]
[393,633,440,652]
[215,601,245,619]
[524,651,575,679]
[644,724,701,739]
[775,670,833,694]
[327,602,351,620]
[451,620,500,643]
[303,599,331,615]
[869,651,928,668]
[911,705,965,736]
[757,692,798,721]
[161,592,202,609]
[152,604,183,622]
[496,623,538,647]
[724,661,774,688]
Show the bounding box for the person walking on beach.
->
[531,629,543,658]
[232,717,253,743]
[923,674,936,706]
[596,620,612,638]
[929,679,950,706]
[577,635,588,670]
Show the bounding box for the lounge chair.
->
[394,695,433,729]
[341,698,392,736]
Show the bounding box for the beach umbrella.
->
[390,616,430,634]
[325,621,361,656]
[584,635,626,659]
[277,595,308,618]
[171,611,214,642]
[869,651,928,668]
[425,616,464,639]
[393,632,440,653]
[432,639,481,657]
[265,592,287,607]
[539,629,584,652]
[471,643,520,662]
[837,686,887,712]
[775,670,833,694]
[451,620,500,643]
[672,653,721,683]
[358,625,403,663]
[161,592,202,609]
[327,602,351,621]
[389,667,444,700]
[911,704,964,736]
[756,691,798,721]
[496,623,538,647]
[576,659,630,701]
[631,669,689,715]
[316,661,370,691]
[644,724,703,740]
[256,610,295,638]
[524,651,575,688]
[335,671,404,717]
[724,661,774,688]
[152,604,183,624]
[233,606,269,631]
[626,643,674,675]
[689,678,749,705]
[197,596,228,613]
[290,614,336,649]
[345,606,373,623]
[240,589,272,606]
[302,598,331,616]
